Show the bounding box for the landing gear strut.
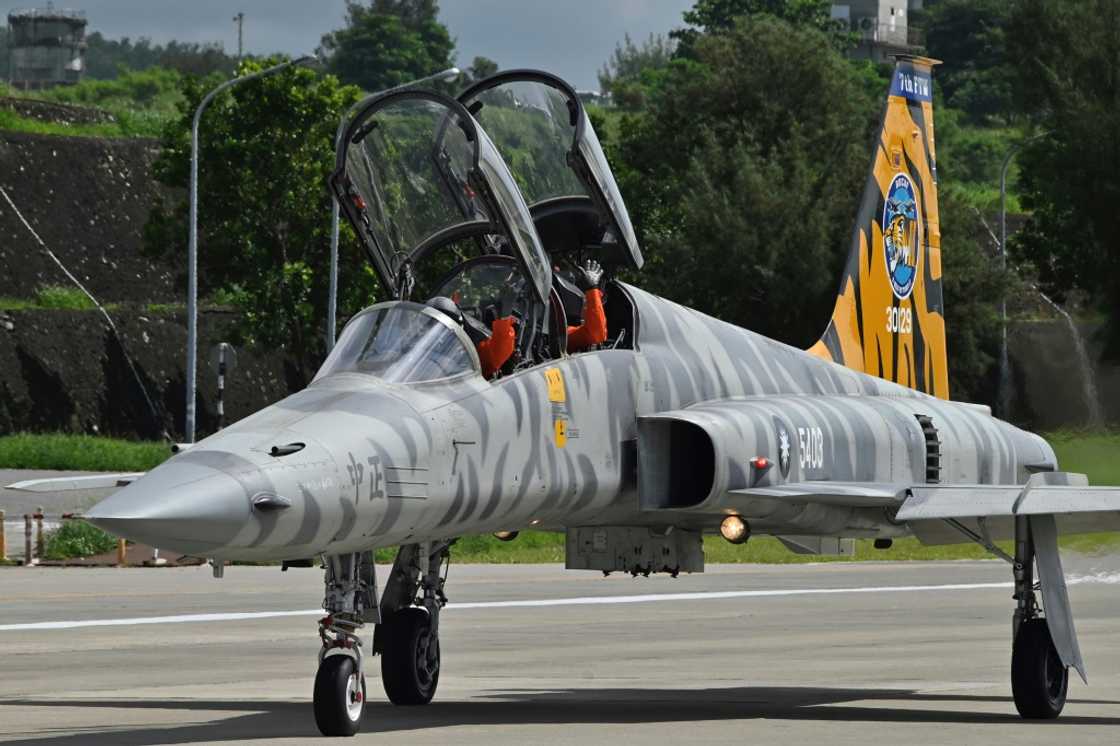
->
[1010,516,1068,719]
[313,542,452,736]
[375,541,451,705]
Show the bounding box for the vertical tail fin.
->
[808,56,948,399]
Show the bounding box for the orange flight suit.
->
[567,288,607,352]
[478,316,516,378]
[477,289,607,378]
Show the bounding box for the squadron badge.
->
[882,173,920,300]
[775,418,791,477]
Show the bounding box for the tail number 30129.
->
[886,306,912,334]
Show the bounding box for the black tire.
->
[1012,618,1068,719]
[381,607,440,705]
[314,653,366,737]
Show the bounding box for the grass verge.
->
[0,285,107,311]
[42,520,120,560]
[0,433,169,471]
[0,108,147,139]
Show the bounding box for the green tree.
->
[598,33,674,109]
[143,59,372,383]
[1007,0,1120,353]
[938,191,1021,402]
[465,56,499,84]
[922,0,1015,124]
[671,0,849,55]
[318,0,455,92]
[83,33,236,80]
[614,15,882,346]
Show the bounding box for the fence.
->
[0,509,127,566]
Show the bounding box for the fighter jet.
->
[38,59,1120,735]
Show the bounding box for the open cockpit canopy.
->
[457,70,643,270]
[329,89,551,304]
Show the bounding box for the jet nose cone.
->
[85,459,251,555]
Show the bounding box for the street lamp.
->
[325,67,461,352]
[996,131,1049,420]
[185,55,317,444]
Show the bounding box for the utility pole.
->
[233,12,244,60]
[186,55,316,443]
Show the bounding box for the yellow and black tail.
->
[808,56,948,399]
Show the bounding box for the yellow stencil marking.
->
[545,368,565,403]
[554,419,567,448]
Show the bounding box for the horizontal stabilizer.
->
[4,473,144,492]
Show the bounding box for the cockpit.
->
[323,70,643,384]
[314,302,480,384]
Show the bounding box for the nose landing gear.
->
[313,542,451,736]
[314,552,377,737]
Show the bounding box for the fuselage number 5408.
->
[797,426,824,471]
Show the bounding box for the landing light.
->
[493,531,519,542]
[720,515,749,545]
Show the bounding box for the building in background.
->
[831,1,924,63]
[6,5,87,90]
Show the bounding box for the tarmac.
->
[2,560,1120,745]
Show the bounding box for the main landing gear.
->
[1010,516,1067,719]
[313,542,452,736]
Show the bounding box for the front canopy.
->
[329,89,551,304]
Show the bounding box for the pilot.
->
[564,259,608,353]
[427,296,516,379]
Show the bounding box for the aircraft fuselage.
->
[87,284,1054,562]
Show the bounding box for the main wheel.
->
[1012,618,1068,719]
[314,653,366,736]
[381,607,440,705]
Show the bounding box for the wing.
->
[5,473,144,492]
[897,471,1120,545]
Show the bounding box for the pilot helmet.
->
[427,296,464,327]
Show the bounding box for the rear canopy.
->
[457,70,644,271]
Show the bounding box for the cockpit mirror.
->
[329,89,552,305]
[457,70,644,271]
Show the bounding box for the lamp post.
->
[325,67,461,352]
[997,131,1049,420]
[186,55,316,443]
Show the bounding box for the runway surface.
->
[2,560,1119,744]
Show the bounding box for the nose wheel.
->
[314,653,367,736]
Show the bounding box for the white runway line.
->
[0,581,1015,632]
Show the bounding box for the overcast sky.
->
[2,1,695,90]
